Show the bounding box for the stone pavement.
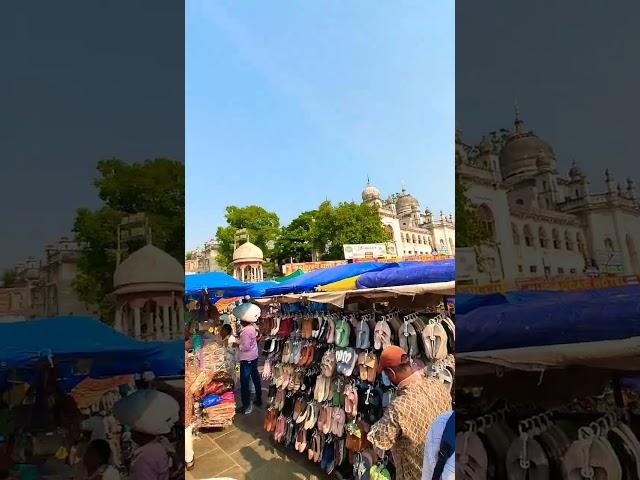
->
[186,403,328,480]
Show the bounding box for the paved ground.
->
[186,402,327,480]
[187,360,329,480]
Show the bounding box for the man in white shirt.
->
[421,410,454,480]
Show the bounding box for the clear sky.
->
[0,1,183,271]
[186,1,455,251]
[457,1,640,191]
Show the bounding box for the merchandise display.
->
[261,296,455,479]
[456,286,640,480]
[185,298,237,430]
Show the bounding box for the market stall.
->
[455,285,640,479]
[257,272,456,479]
[0,316,183,479]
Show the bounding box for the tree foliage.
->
[73,158,184,322]
[455,174,489,248]
[272,211,316,264]
[309,201,390,260]
[1,269,17,288]
[215,206,280,273]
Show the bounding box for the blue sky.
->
[186,1,454,251]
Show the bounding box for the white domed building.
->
[113,244,184,341]
[457,105,640,285]
[361,180,455,258]
[232,241,264,282]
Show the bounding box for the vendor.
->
[112,390,179,480]
[367,346,451,480]
[27,367,83,442]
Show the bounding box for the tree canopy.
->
[455,173,489,247]
[309,201,390,260]
[73,158,184,322]
[272,210,316,264]
[215,206,280,273]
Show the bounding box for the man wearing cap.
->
[233,301,263,415]
[367,346,451,480]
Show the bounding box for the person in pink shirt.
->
[233,301,263,414]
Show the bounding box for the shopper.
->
[367,346,451,480]
[421,410,454,480]
[233,301,263,415]
[83,439,120,480]
[112,390,179,480]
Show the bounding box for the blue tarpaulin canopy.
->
[356,260,455,289]
[457,286,640,353]
[0,317,182,378]
[264,262,398,296]
[185,272,251,296]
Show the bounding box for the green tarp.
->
[274,269,305,283]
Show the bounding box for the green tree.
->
[455,173,489,247]
[272,210,316,264]
[310,201,390,260]
[1,269,17,288]
[215,206,280,272]
[185,251,193,260]
[73,158,184,322]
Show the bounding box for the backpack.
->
[432,413,455,480]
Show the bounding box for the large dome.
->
[500,131,556,179]
[395,190,420,214]
[113,244,183,290]
[233,241,264,262]
[499,113,556,180]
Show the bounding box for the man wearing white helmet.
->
[233,300,262,415]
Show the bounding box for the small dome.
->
[478,136,493,154]
[395,190,420,214]
[568,161,583,179]
[362,182,381,202]
[113,244,183,289]
[233,241,264,262]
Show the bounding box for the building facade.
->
[457,109,640,284]
[188,239,222,273]
[0,237,95,319]
[361,182,455,258]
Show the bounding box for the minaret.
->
[627,178,636,201]
[605,169,616,193]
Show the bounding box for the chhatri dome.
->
[113,243,184,341]
[500,103,556,180]
[232,241,264,282]
[233,241,264,262]
[113,244,183,294]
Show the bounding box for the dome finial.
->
[514,98,524,133]
[367,174,370,185]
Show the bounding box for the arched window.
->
[477,204,496,240]
[565,231,574,251]
[405,233,411,243]
[552,228,561,249]
[417,236,422,244]
[523,225,534,247]
[412,234,417,244]
[516,198,524,206]
[538,226,549,249]
[512,223,520,245]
